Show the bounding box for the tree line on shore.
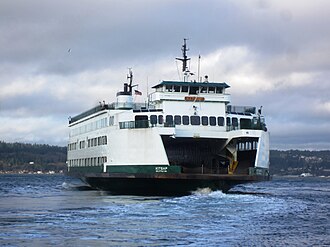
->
[0,141,329,175]
[0,141,66,173]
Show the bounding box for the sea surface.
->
[0,174,329,246]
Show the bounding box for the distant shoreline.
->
[1,141,330,176]
[1,171,329,179]
[0,170,64,175]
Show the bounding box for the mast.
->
[198,54,201,82]
[127,68,133,95]
[176,38,191,82]
[116,68,134,109]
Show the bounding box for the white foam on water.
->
[61,182,70,190]
[191,187,213,196]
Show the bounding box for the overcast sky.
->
[0,0,329,150]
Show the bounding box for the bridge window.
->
[200,86,207,93]
[189,86,199,95]
[201,116,208,126]
[156,86,163,92]
[210,116,216,126]
[190,116,200,125]
[208,87,215,93]
[182,115,189,125]
[182,86,188,92]
[174,115,181,125]
[216,87,223,94]
[174,85,180,92]
[165,85,173,92]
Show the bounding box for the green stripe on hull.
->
[106,165,182,174]
[249,167,270,176]
[68,166,103,174]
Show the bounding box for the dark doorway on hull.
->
[236,150,257,174]
[161,136,229,174]
[135,115,149,128]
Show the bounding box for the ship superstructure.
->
[67,40,270,195]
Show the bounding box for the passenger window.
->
[182,86,188,92]
[218,117,224,126]
[202,116,208,126]
[232,117,238,127]
[150,115,157,125]
[166,115,173,125]
[226,117,231,126]
[174,115,181,125]
[190,116,200,125]
[158,115,163,124]
[210,116,216,126]
[182,115,189,125]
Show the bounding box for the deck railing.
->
[119,120,176,129]
[119,120,150,129]
[226,105,256,115]
[119,119,266,131]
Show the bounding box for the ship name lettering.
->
[155,167,168,173]
[185,96,205,102]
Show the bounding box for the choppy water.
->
[0,174,329,246]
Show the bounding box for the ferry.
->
[67,40,270,195]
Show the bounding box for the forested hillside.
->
[270,150,330,176]
[0,141,329,175]
[0,141,66,173]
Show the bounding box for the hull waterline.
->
[76,173,271,196]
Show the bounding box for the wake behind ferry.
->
[67,40,270,195]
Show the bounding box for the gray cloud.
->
[0,0,329,149]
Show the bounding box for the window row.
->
[149,115,225,126]
[68,135,108,151]
[147,114,254,129]
[237,141,258,151]
[68,156,107,167]
[157,85,224,95]
[70,117,108,137]
[68,142,77,151]
[87,135,107,148]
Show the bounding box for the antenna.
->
[176,38,191,81]
[198,54,201,82]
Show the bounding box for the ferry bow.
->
[67,40,270,195]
